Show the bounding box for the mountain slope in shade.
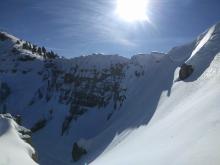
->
[0,22,220,165]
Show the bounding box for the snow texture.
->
[0,114,37,165]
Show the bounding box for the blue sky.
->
[0,0,220,58]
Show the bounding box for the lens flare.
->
[116,0,149,22]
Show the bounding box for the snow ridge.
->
[0,114,38,165]
[190,25,216,59]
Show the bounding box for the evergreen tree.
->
[22,42,28,49]
[32,45,37,53]
[50,51,55,58]
[45,51,51,59]
[45,51,57,59]
[16,40,20,44]
[42,46,46,54]
[27,42,32,50]
[37,47,42,55]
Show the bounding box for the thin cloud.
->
[33,0,141,47]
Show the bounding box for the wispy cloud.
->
[33,0,140,47]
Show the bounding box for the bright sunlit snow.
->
[0,114,37,165]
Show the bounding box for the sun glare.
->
[116,0,149,22]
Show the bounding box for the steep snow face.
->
[91,55,220,165]
[190,25,215,59]
[1,22,220,165]
[185,23,220,81]
[90,23,220,165]
[0,114,37,165]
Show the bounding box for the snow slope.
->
[90,23,220,165]
[190,24,216,59]
[91,55,220,165]
[0,114,37,165]
[1,22,220,165]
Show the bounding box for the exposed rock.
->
[179,63,194,80]
[72,142,87,162]
[31,118,47,133]
[0,82,10,103]
[19,124,38,163]
[17,55,36,61]
[15,115,22,125]
[32,152,38,163]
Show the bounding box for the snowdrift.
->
[0,114,38,165]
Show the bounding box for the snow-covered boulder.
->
[0,114,38,165]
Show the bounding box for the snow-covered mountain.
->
[1,22,220,165]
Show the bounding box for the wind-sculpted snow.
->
[190,25,215,59]
[0,114,38,165]
[185,23,220,81]
[0,22,220,165]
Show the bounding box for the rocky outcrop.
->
[0,82,10,103]
[31,118,47,133]
[72,142,87,162]
[27,61,127,135]
[0,113,38,164]
[179,64,194,80]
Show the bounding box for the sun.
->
[116,0,149,22]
